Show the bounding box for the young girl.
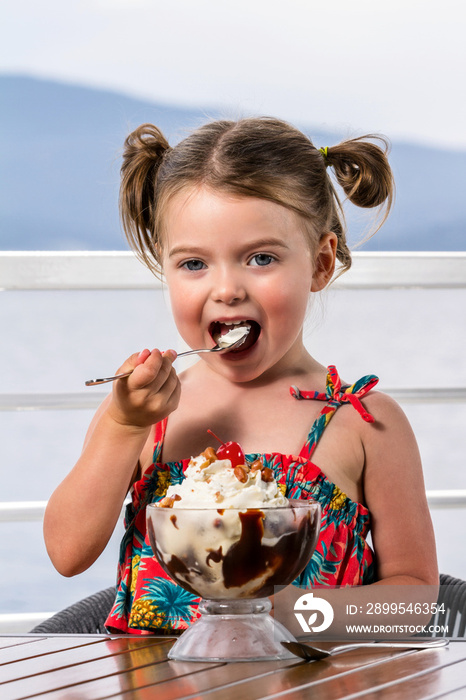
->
[44,117,438,634]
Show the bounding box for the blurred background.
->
[1,0,465,619]
[1,0,466,251]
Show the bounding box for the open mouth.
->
[209,320,261,354]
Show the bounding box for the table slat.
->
[1,636,466,700]
[0,637,45,652]
[0,637,107,666]
[250,646,465,700]
[0,637,172,698]
[123,649,403,700]
[347,660,466,700]
[179,646,460,700]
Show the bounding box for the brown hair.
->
[120,117,394,277]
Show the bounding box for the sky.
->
[1,0,466,150]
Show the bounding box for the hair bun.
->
[327,136,394,210]
[123,123,171,162]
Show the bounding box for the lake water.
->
[1,286,465,615]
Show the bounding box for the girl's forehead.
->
[165,185,255,217]
[160,189,315,266]
[163,185,304,237]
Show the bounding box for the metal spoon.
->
[85,326,251,386]
[281,638,449,662]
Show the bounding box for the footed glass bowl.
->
[146,499,321,662]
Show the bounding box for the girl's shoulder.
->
[346,386,414,445]
[357,388,420,470]
[324,381,415,467]
[361,388,410,426]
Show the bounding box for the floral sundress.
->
[105,365,379,634]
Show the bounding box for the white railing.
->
[0,501,129,522]
[1,250,466,632]
[2,250,466,290]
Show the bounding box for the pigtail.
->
[119,123,171,271]
[325,135,394,214]
[319,136,394,270]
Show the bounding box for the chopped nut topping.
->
[202,446,217,461]
[197,446,218,469]
[157,496,174,508]
[157,494,181,508]
[249,459,263,472]
[261,467,274,483]
[233,465,248,483]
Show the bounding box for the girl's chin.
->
[213,348,287,384]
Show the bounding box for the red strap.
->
[153,417,168,461]
[290,367,377,423]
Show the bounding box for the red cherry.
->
[207,429,245,468]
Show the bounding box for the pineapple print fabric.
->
[105,366,378,634]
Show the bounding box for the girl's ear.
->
[311,232,338,292]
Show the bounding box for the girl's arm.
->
[362,392,438,587]
[272,394,438,635]
[43,348,180,577]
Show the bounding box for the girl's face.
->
[162,186,335,383]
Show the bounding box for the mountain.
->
[0,74,465,251]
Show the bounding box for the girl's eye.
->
[182,259,206,271]
[249,253,275,267]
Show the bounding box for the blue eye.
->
[182,259,206,271]
[249,254,275,267]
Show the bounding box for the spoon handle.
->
[85,371,134,386]
[331,638,449,654]
[84,347,221,385]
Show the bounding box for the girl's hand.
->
[107,348,181,429]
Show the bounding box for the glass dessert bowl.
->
[146,499,321,661]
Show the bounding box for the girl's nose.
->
[211,267,247,305]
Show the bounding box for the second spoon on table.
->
[281,638,449,662]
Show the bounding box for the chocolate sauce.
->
[147,503,320,600]
[165,556,200,596]
[221,509,318,596]
[206,546,223,567]
[168,554,190,575]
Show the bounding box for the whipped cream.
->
[165,452,288,509]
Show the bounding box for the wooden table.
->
[1,635,465,699]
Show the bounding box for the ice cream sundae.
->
[147,436,320,599]
[146,434,321,661]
